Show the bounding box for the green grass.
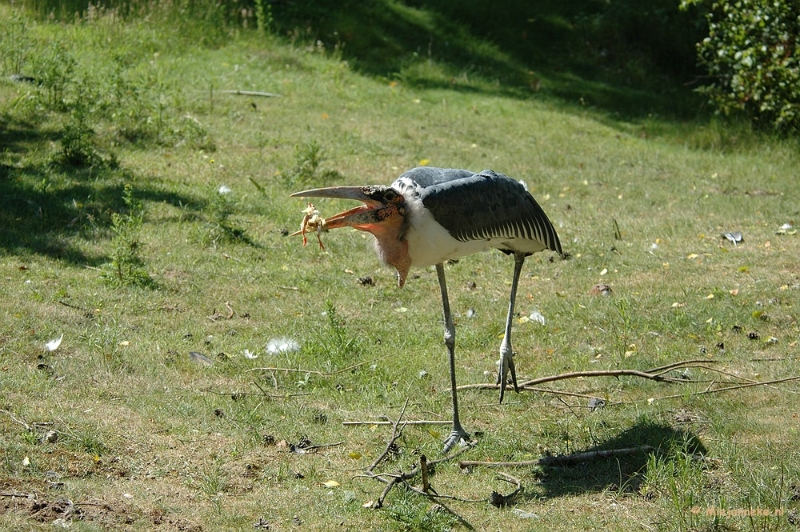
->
[1,2,799,531]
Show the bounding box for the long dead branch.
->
[650,375,800,401]
[460,369,681,392]
[458,359,723,392]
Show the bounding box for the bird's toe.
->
[442,427,470,453]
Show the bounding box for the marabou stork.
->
[291,167,562,452]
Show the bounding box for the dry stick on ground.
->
[458,359,723,393]
[460,445,656,469]
[365,442,481,508]
[367,399,410,473]
[357,399,482,508]
[217,89,282,98]
[650,375,800,401]
[0,408,32,431]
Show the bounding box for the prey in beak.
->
[290,185,412,286]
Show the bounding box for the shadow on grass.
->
[0,119,203,265]
[535,420,706,498]
[272,0,708,123]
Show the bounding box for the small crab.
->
[292,202,327,250]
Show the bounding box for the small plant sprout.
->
[291,203,327,250]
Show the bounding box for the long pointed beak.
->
[290,186,377,204]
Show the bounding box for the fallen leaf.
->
[348,451,362,460]
[322,480,340,488]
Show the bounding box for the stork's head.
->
[290,185,412,286]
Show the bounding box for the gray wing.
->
[413,169,562,255]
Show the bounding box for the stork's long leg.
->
[436,263,469,453]
[497,252,526,403]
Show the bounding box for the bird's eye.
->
[384,190,397,201]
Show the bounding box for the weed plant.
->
[102,184,154,287]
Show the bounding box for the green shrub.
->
[683,0,800,132]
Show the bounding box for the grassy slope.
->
[1,3,799,531]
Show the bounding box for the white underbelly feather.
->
[404,203,548,267]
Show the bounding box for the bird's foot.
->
[442,425,470,453]
[496,352,518,403]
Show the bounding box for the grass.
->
[1,2,799,531]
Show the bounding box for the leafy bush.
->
[683,0,800,132]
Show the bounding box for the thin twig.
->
[403,482,484,503]
[0,491,34,498]
[376,476,401,508]
[58,300,87,311]
[304,441,344,451]
[461,369,679,392]
[460,359,729,393]
[0,409,31,431]
[217,89,282,98]
[650,375,800,401]
[459,445,655,468]
[367,399,409,473]
[363,441,480,508]
[646,359,718,374]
